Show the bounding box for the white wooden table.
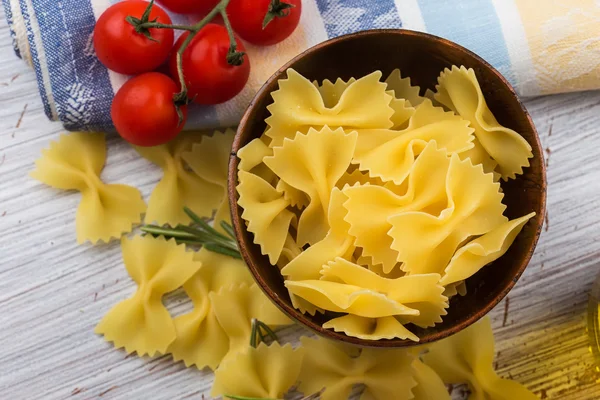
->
[2,8,600,400]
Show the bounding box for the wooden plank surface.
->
[2,8,600,399]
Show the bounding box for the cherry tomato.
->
[94,1,174,75]
[227,0,301,46]
[157,0,219,15]
[169,24,250,105]
[111,72,187,146]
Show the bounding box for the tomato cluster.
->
[94,0,302,146]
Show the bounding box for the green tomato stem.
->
[137,22,196,31]
[220,9,246,66]
[128,0,239,116]
[173,0,234,104]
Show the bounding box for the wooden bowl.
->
[228,29,546,347]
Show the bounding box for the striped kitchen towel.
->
[3,0,600,132]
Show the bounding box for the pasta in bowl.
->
[229,29,546,347]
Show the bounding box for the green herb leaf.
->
[263,0,296,29]
[140,207,241,259]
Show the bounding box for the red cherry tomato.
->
[227,0,301,46]
[156,0,219,15]
[111,72,187,146]
[169,24,250,105]
[94,1,174,75]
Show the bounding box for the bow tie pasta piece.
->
[323,314,419,341]
[321,258,446,308]
[461,138,500,179]
[238,138,270,171]
[135,132,222,225]
[312,77,415,128]
[344,142,451,272]
[281,188,354,281]
[389,154,507,275]
[265,69,394,146]
[336,168,385,189]
[277,232,303,269]
[423,317,538,400]
[321,258,447,328]
[237,170,296,265]
[355,253,405,278]
[212,342,304,399]
[389,96,416,130]
[237,137,277,182]
[238,137,278,188]
[264,126,358,246]
[411,358,451,400]
[168,249,254,370]
[298,336,416,400]
[423,88,446,109]
[280,188,352,315]
[95,236,202,356]
[182,129,237,234]
[385,68,424,107]
[182,129,234,188]
[434,66,533,180]
[352,98,466,160]
[30,132,146,244]
[440,212,536,286]
[213,192,232,236]
[443,280,467,298]
[313,77,356,108]
[210,283,292,366]
[353,101,475,185]
[276,179,310,209]
[285,279,419,318]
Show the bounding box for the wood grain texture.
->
[1,8,600,400]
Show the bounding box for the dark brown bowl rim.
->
[228,28,547,347]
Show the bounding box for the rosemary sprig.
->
[250,318,278,348]
[141,206,241,259]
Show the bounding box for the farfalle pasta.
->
[411,358,451,400]
[210,283,292,366]
[422,316,538,400]
[181,129,234,189]
[352,99,474,184]
[264,126,358,246]
[181,129,235,232]
[211,342,304,399]
[435,66,533,180]
[344,142,451,272]
[236,67,536,342]
[313,77,356,108]
[313,257,447,340]
[95,236,202,356]
[441,212,536,286]
[298,336,416,400]
[265,69,394,146]
[313,75,415,129]
[385,68,424,107]
[280,188,354,281]
[237,170,296,264]
[388,153,507,276]
[167,248,254,370]
[135,132,222,225]
[31,132,146,244]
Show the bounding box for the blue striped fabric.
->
[24,0,115,131]
[417,0,515,84]
[316,0,402,37]
[4,0,597,132]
